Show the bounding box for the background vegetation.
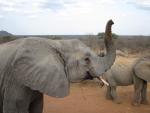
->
[0,34,149,55]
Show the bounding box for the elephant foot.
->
[132,102,140,106]
[141,100,149,105]
[113,99,122,104]
[106,95,112,100]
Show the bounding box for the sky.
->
[0,0,150,35]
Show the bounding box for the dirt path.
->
[43,82,150,113]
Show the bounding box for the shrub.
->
[0,36,17,43]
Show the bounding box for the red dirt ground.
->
[43,82,150,113]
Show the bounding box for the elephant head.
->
[68,19,115,82]
[8,20,115,98]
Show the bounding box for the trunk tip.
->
[107,19,114,26]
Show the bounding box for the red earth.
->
[43,81,150,113]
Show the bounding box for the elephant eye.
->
[84,57,90,64]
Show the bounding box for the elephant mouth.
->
[83,72,94,80]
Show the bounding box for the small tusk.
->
[99,76,109,86]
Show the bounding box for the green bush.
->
[0,36,17,43]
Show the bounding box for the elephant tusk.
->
[99,76,109,86]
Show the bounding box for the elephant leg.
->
[3,83,32,113]
[3,98,29,113]
[133,77,143,106]
[106,86,112,100]
[29,93,43,113]
[0,98,3,113]
[110,86,121,104]
[141,80,149,105]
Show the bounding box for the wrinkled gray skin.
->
[133,56,150,106]
[101,56,150,105]
[0,20,116,113]
[101,56,137,104]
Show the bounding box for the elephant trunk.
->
[99,20,116,73]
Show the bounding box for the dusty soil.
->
[43,81,150,113]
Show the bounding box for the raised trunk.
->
[99,20,116,73]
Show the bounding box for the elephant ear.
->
[134,59,150,82]
[11,45,69,98]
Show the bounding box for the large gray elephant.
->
[133,56,150,106]
[0,20,116,113]
[100,55,150,105]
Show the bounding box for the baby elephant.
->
[101,55,150,105]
